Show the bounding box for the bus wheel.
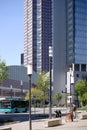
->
[5,112,8,114]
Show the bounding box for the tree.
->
[55,92,62,106]
[82,92,87,106]
[35,72,49,102]
[25,87,44,107]
[25,87,43,102]
[0,58,9,84]
[75,79,87,97]
[75,79,87,106]
[35,72,49,112]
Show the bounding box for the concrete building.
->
[53,0,66,104]
[24,0,52,73]
[0,65,37,99]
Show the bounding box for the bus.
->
[0,98,29,113]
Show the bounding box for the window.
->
[75,64,79,71]
[81,64,86,71]
[76,74,79,77]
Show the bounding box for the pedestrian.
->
[72,103,77,118]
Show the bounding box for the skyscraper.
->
[53,0,67,103]
[66,0,87,66]
[24,0,87,104]
[53,0,87,103]
[24,0,52,73]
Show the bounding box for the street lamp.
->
[65,85,67,107]
[62,84,67,107]
[10,85,12,99]
[70,68,73,122]
[20,80,23,99]
[49,46,53,119]
[27,64,33,130]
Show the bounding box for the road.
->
[0,107,67,122]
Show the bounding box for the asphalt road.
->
[0,107,67,122]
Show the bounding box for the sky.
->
[0,0,24,66]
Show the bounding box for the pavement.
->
[0,114,87,130]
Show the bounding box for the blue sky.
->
[0,0,23,66]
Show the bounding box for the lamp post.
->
[65,85,67,107]
[10,85,12,99]
[62,84,67,108]
[27,64,33,130]
[20,80,23,99]
[70,68,73,122]
[49,46,52,119]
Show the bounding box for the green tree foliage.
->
[35,72,49,102]
[75,79,87,96]
[25,87,43,101]
[35,72,50,112]
[75,79,87,106]
[0,58,9,84]
[55,92,62,106]
[82,92,87,106]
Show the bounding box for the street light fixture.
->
[20,80,23,99]
[49,46,53,119]
[27,64,33,130]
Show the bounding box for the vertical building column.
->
[72,64,74,71]
[80,64,81,72]
[86,64,87,72]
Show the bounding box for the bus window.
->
[1,101,11,109]
[0,98,29,113]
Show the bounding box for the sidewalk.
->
[0,116,87,130]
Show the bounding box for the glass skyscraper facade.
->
[67,0,87,65]
[53,0,87,104]
[24,0,52,73]
[75,0,87,64]
[24,0,87,104]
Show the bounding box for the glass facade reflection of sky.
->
[75,0,87,64]
[67,0,87,64]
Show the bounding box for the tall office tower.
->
[24,0,52,73]
[53,0,87,104]
[66,0,87,95]
[66,0,87,66]
[53,0,67,103]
